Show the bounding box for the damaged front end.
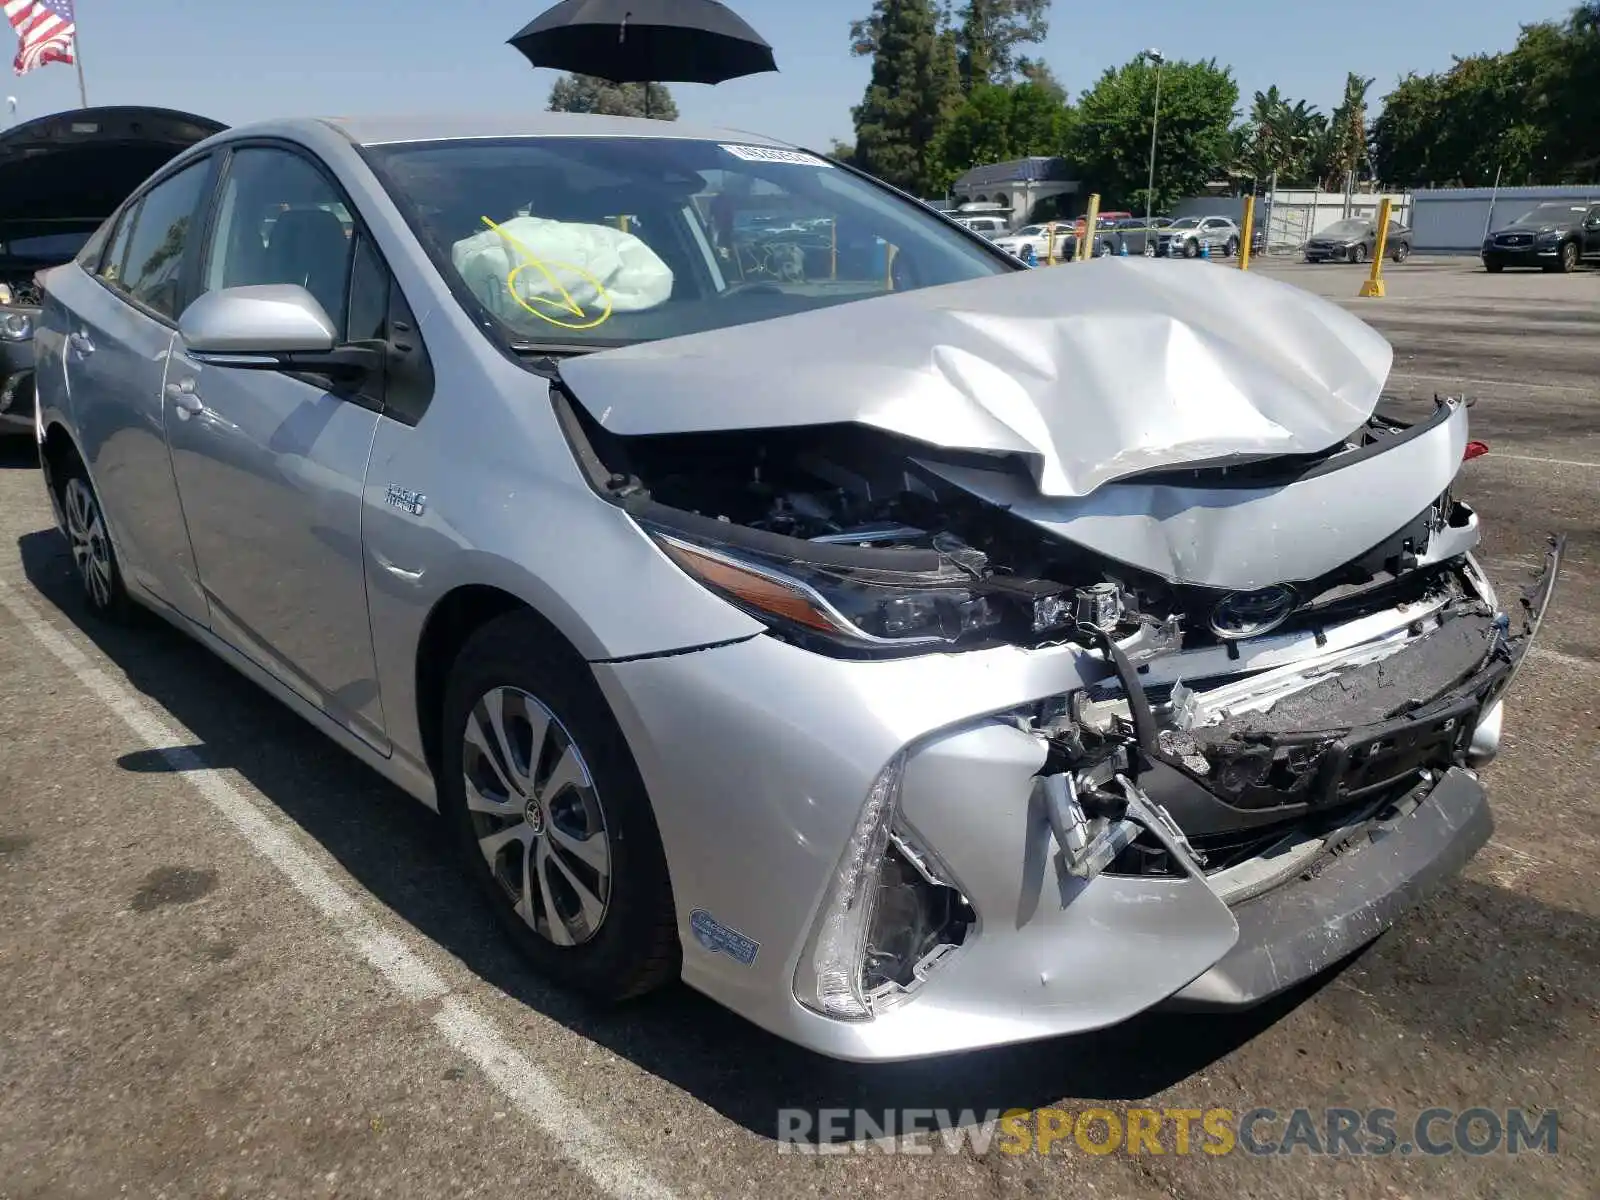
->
[556,371,1562,1042]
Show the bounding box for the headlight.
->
[0,283,12,304]
[651,530,1005,653]
[1536,231,1561,244]
[0,310,33,342]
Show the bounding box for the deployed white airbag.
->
[451,216,673,323]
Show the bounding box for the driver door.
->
[164,144,389,750]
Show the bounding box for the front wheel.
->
[441,611,679,1002]
[1485,262,1504,273]
[1224,238,1239,258]
[1352,243,1369,264]
[60,462,131,620]
[1391,241,1410,264]
[1182,238,1199,259]
[1558,241,1579,273]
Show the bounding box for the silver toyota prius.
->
[31,113,1561,1062]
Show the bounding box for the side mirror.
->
[178,284,377,380]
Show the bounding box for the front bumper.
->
[1166,766,1491,1007]
[1482,243,1559,268]
[597,543,1561,1062]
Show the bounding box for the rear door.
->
[54,155,218,626]
[164,143,390,750]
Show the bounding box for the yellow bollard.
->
[1238,195,1255,271]
[1046,226,1056,265]
[1076,194,1100,262]
[1359,197,1393,298]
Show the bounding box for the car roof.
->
[284,112,797,149]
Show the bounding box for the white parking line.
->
[1531,645,1598,671]
[0,577,678,1200]
[1478,452,1600,469]
[1388,371,1596,396]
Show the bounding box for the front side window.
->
[115,159,211,319]
[365,136,1012,351]
[202,147,357,334]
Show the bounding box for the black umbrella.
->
[509,0,777,115]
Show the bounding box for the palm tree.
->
[1323,72,1374,191]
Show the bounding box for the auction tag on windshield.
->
[719,143,832,167]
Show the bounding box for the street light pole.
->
[1142,49,1165,254]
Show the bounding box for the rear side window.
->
[96,202,139,286]
[115,160,212,319]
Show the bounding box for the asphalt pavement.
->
[1,255,1595,1198]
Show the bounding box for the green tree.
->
[955,0,1052,91]
[547,74,678,119]
[933,81,1069,183]
[1322,72,1373,189]
[826,138,857,164]
[850,0,965,195]
[1069,55,1238,213]
[1370,4,1600,187]
[1236,89,1326,188]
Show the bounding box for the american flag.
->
[4,0,76,77]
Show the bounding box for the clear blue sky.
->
[3,0,1577,149]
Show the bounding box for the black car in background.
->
[1481,200,1600,272]
[0,106,225,435]
[1303,217,1414,264]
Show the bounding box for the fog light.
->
[794,757,902,1021]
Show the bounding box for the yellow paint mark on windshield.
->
[481,215,615,331]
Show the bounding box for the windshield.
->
[0,227,95,261]
[1508,203,1587,227]
[1167,216,1200,229]
[1319,219,1371,239]
[367,137,1012,349]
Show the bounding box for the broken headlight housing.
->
[651,530,1004,654]
[793,756,972,1020]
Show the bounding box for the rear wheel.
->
[60,459,131,621]
[440,610,679,1002]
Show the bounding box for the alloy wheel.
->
[462,685,612,947]
[63,477,114,609]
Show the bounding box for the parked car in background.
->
[0,106,226,435]
[951,214,1008,239]
[992,221,1073,262]
[1480,200,1600,273]
[1110,216,1173,257]
[1303,218,1413,264]
[32,112,1560,1064]
[1155,215,1240,258]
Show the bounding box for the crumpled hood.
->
[559,257,1393,499]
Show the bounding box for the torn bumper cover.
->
[596,540,1562,1062]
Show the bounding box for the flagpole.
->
[73,1,87,106]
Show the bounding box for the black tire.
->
[1485,262,1504,273]
[1391,241,1410,264]
[1352,242,1369,264]
[1224,238,1239,258]
[58,454,132,621]
[1182,238,1199,259]
[440,610,679,1003]
[1558,241,1579,273]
